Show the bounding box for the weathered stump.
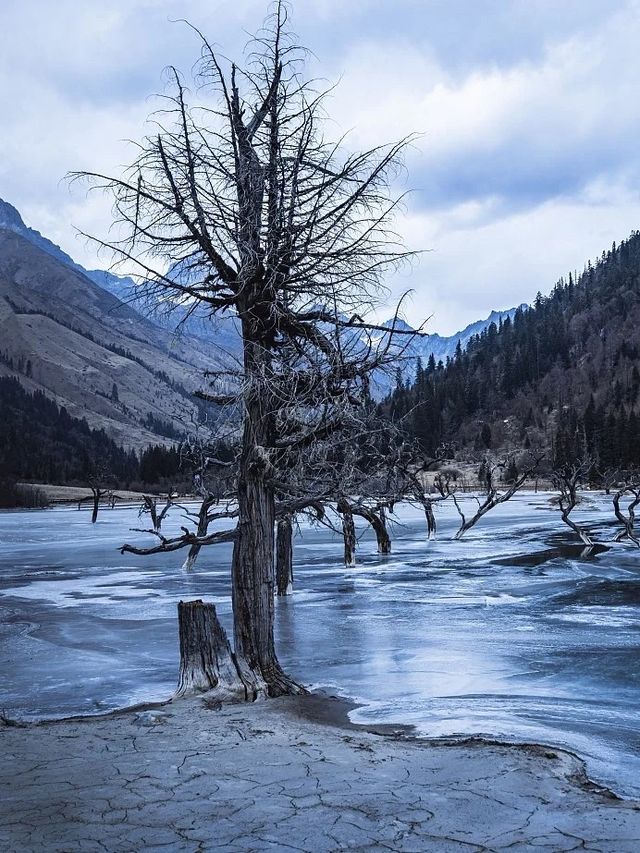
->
[276,516,294,596]
[176,600,250,700]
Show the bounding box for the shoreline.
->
[4,689,627,802]
[2,691,639,851]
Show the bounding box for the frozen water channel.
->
[1,492,639,798]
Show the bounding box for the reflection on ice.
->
[0,492,639,798]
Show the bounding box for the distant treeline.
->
[385,231,640,467]
[0,377,207,490]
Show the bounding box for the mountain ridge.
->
[0,198,522,371]
[387,231,640,469]
[0,222,222,450]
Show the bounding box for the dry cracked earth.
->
[1,695,640,852]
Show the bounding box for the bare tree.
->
[393,452,454,539]
[612,472,640,546]
[78,469,117,523]
[551,460,595,546]
[138,488,175,532]
[453,454,539,540]
[337,498,358,567]
[338,499,392,554]
[76,3,421,697]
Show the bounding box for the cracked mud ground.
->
[1,695,640,852]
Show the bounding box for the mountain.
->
[388,233,640,469]
[389,306,524,367]
[1,197,521,399]
[0,198,245,355]
[0,204,229,451]
[0,196,527,457]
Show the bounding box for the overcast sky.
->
[2,0,640,334]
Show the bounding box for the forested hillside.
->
[0,377,182,487]
[388,232,640,468]
[0,377,138,483]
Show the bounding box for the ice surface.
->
[1,492,639,797]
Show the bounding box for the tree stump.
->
[176,600,250,700]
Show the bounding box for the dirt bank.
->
[2,693,640,851]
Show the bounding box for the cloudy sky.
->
[2,0,640,334]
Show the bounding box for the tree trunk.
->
[276,515,294,596]
[176,600,248,700]
[423,500,436,539]
[230,364,305,697]
[182,544,201,572]
[91,489,100,524]
[360,507,391,554]
[613,492,640,546]
[341,508,356,567]
[182,495,214,571]
[560,508,594,546]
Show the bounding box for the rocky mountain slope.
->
[0,225,222,451]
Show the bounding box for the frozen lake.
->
[1,492,639,798]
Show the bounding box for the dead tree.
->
[394,452,454,539]
[139,489,175,532]
[338,498,391,554]
[88,485,107,523]
[551,460,595,546]
[453,454,539,540]
[77,490,105,523]
[276,515,294,595]
[83,3,422,698]
[182,494,219,571]
[338,501,357,567]
[79,471,116,523]
[612,476,640,546]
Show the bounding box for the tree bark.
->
[230,340,305,697]
[424,501,436,539]
[357,506,391,554]
[341,508,356,567]
[91,488,100,524]
[276,515,294,596]
[176,600,248,700]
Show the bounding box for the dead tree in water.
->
[453,454,539,540]
[339,501,357,567]
[276,515,294,595]
[395,452,455,539]
[182,494,221,571]
[85,2,422,697]
[139,489,175,532]
[551,460,595,546]
[612,475,640,546]
[78,471,117,523]
[78,488,106,523]
[337,498,391,555]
